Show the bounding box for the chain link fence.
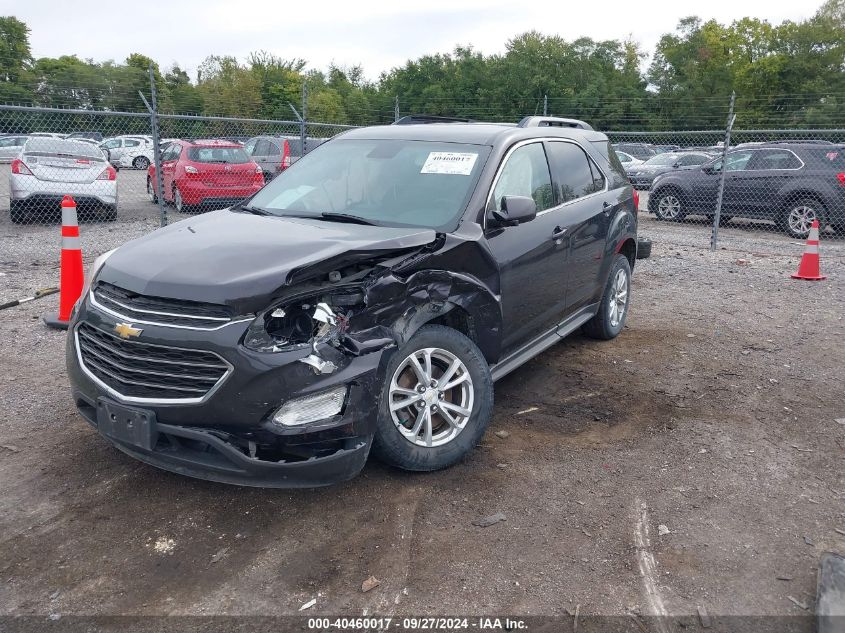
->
[1,84,844,261]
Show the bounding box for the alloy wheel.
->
[657,194,681,219]
[787,205,816,237]
[608,268,629,328]
[389,347,474,448]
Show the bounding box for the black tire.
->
[174,187,191,213]
[10,201,27,225]
[100,204,117,222]
[146,177,158,204]
[582,254,632,341]
[133,156,150,170]
[636,238,652,259]
[372,324,494,472]
[652,188,686,222]
[781,197,825,239]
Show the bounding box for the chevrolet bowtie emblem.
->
[114,323,143,339]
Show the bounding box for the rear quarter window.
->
[592,141,629,187]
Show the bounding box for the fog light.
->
[272,386,347,427]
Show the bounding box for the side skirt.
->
[490,303,599,382]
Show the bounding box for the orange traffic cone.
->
[791,219,826,281]
[43,196,85,330]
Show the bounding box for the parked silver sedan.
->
[9,137,118,224]
[0,135,28,163]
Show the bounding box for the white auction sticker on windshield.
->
[421,152,478,175]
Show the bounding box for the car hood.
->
[97,209,438,314]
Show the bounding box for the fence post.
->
[300,80,308,155]
[394,95,400,122]
[710,91,736,251]
[142,64,167,228]
[543,94,548,117]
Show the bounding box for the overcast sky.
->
[11,0,824,81]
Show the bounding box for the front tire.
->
[653,189,686,222]
[583,254,632,341]
[372,325,494,472]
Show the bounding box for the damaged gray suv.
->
[66,115,639,487]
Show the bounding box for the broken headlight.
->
[242,296,353,353]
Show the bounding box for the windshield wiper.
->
[236,205,271,216]
[319,212,378,226]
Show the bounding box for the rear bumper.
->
[10,174,117,205]
[176,180,262,205]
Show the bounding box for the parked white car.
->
[9,137,118,224]
[0,135,28,163]
[99,135,154,170]
[616,150,644,173]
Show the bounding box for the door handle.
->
[551,226,568,240]
[602,201,613,215]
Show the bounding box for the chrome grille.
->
[92,282,234,329]
[76,322,230,402]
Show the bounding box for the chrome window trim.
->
[484,137,610,226]
[74,323,234,406]
[89,290,253,331]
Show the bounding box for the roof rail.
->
[393,114,473,125]
[518,116,593,131]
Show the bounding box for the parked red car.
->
[147,139,264,212]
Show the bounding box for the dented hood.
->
[98,209,437,313]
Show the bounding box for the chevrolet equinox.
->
[66,115,639,487]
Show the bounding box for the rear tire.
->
[582,254,631,341]
[10,201,27,224]
[133,156,150,170]
[372,325,494,472]
[146,177,158,204]
[100,204,117,222]
[174,187,191,213]
[782,198,825,239]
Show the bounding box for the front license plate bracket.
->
[96,398,158,451]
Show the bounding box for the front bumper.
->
[67,295,390,487]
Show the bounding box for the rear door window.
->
[546,141,603,203]
[747,149,802,170]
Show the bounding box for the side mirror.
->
[490,195,537,226]
[672,162,681,169]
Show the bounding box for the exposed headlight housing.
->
[272,386,347,427]
[242,290,362,353]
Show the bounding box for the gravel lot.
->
[0,168,844,627]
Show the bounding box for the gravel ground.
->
[0,177,844,627]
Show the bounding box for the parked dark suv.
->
[648,143,845,238]
[66,115,638,488]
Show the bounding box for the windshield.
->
[643,153,683,166]
[187,147,250,164]
[246,138,491,230]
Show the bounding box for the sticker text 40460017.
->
[420,152,478,176]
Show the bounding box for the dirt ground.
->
[0,204,843,629]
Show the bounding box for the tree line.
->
[1,1,844,131]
